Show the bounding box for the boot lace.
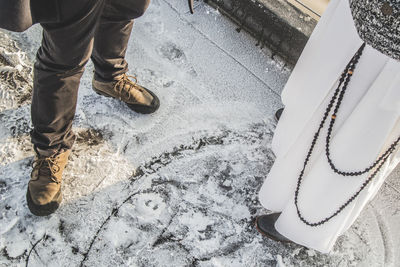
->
[114,74,144,101]
[32,156,61,183]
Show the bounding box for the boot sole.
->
[26,188,62,216]
[93,87,160,114]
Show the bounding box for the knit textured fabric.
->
[350,0,400,61]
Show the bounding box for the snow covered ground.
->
[1,0,399,266]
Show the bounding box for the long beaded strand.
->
[294,43,400,227]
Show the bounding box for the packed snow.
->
[1,0,399,266]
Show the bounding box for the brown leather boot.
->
[26,149,71,216]
[92,73,160,114]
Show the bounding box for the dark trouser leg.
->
[31,0,105,154]
[91,0,151,82]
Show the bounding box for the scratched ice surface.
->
[1,0,399,266]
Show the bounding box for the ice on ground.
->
[1,0,400,266]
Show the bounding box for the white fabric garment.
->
[258,0,400,253]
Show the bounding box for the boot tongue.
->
[34,147,59,179]
[39,164,52,177]
[35,146,59,157]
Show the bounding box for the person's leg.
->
[91,0,160,114]
[91,0,150,81]
[91,18,132,82]
[31,0,105,155]
[28,0,106,216]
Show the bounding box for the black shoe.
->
[255,213,291,243]
[275,108,284,122]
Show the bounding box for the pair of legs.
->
[31,0,150,155]
[27,0,158,216]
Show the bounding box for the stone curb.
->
[204,0,318,66]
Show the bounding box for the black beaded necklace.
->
[294,43,400,227]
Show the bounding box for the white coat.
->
[258,0,400,253]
